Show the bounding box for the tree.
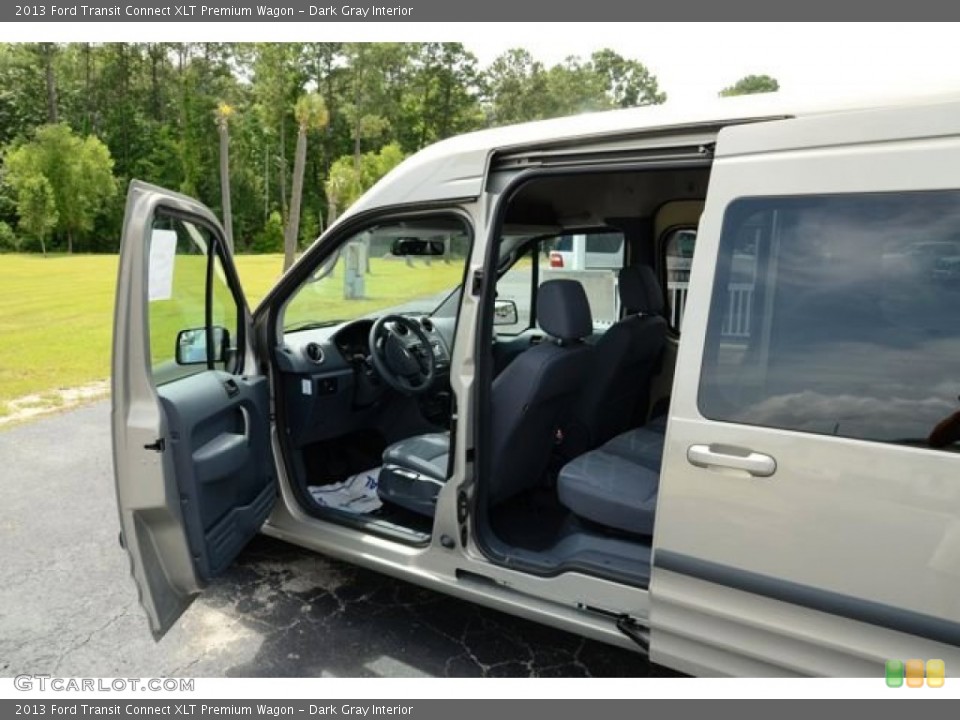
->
[35,43,60,124]
[401,43,483,148]
[215,102,235,253]
[4,124,116,253]
[482,48,548,126]
[720,74,780,97]
[284,92,329,272]
[0,42,671,255]
[324,156,359,228]
[16,175,58,257]
[482,48,666,126]
[342,43,407,170]
[324,142,405,226]
[590,49,666,107]
[252,43,303,223]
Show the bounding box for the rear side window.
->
[699,192,960,451]
[663,228,697,331]
[585,232,624,254]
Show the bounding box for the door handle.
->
[687,444,777,477]
[223,378,240,398]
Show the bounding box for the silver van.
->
[112,91,960,677]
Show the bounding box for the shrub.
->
[251,211,284,254]
[0,221,17,251]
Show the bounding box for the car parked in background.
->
[548,231,624,270]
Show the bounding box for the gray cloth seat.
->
[377,433,449,517]
[570,265,668,454]
[557,415,667,536]
[379,279,595,516]
[382,433,449,479]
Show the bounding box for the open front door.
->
[112,181,275,639]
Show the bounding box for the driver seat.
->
[377,279,595,517]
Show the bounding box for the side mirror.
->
[390,237,445,257]
[176,326,229,365]
[493,298,519,326]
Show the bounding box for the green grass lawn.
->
[0,253,464,410]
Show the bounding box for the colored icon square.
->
[926,659,945,688]
[886,659,904,688]
[906,659,925,688]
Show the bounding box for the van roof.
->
[343,89,960,221]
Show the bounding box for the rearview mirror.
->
[390,237,445,257]
[176,326,229,365]
[493,299,519,326]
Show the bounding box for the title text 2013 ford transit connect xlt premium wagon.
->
[112,91,960,677]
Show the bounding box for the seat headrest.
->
[537,279,593,341]
[619,265,664,316]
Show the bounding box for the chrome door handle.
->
[687,444,777,477]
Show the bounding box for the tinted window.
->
[585,232,624,254]
[699,192,960,451]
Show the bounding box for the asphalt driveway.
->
[0,401,664,678]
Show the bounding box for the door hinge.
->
[471,270,484,296]
[144,438,166,453]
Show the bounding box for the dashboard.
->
[273,314,456,448]
[277,314,455,374]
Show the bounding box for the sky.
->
[14,22,960,107]
[462,23,960,105]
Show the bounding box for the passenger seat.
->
[571,265,667,454]
[556,415,666,536]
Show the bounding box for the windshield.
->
[283,217,472,332]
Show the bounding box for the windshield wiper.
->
[284,319,344,332]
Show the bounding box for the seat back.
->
[486,279,595,506]
[574,265,667,451]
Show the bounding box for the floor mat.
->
[308,467,382,514]
[489,487,573,551]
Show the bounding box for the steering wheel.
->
[368,315,437,396]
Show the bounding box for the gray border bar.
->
[4,2,960,21]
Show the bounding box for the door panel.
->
[158,371,273,580]
[651,101,960,675]
[112,181,273,638]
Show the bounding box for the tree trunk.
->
[67,229,73,255]
[83,43,93,133]
[219,124,234,254]
[42,44,58,124]
[284,128,307,272]
[327,200,338,228]
[278,122,287,223]
[353,68,362,172]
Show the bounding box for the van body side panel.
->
[652,105,960,676]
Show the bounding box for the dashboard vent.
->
[420,317,434,332]
[304,342,325,365]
